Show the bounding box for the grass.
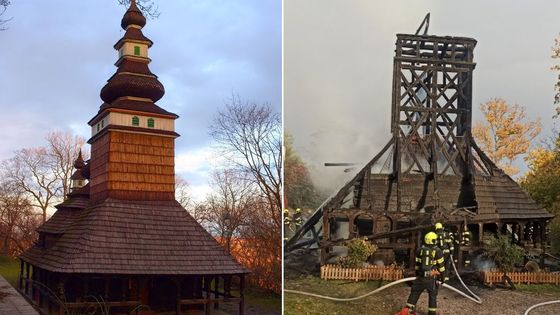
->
[245,287,281,312]
[0,256,19,288]
[284,275,403,315]
[516,283,560,294]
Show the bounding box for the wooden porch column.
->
[175,277,182,315]
[239,275,245,315]
[46,272,52,315]
[541,220,546,267]
[37,268,42,307]
[204,276,212,315]
[518,221,525,246]
[214,276,220,310]
[18,259,23,290]
[104,276,110,301]
[24,261,30,295]
[478,223,483,246]
[534,222,541,248]
[84,277,89,298]
[121,278,127,301]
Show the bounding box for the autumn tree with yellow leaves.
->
[521,138,560,255]
[472,98,542,176]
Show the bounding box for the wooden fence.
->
[320,264,404,281]
[483,269,560,285]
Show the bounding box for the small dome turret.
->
[121,0,146,29]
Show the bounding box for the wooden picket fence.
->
[483,269,560,285]
[320,264,404,281]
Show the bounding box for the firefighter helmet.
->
[424,232,438,245]
[434,222,443,230]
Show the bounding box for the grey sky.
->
[0,0,281,197]
[285,0,560,193]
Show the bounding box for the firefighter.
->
[283,208,292,226]
[396,232,447,315]
[435,222,453,281]
[294,208,303,228]
[461,227,472,267]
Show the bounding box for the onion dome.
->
[121,0,146,29]
[100,72,164,103]
[73,150,85,169]
[97,0,168,112]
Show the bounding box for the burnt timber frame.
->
[286,16,552,270]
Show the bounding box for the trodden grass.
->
[0,256,19,287]
[284,275,403,315]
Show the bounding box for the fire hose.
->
[285,277,482,303]
[285,258,483,305]
[523,300,560,315]
[449,254,482,304]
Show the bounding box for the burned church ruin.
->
[18,2,248,314]
[286,15,553,270]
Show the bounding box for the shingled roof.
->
[22,199,248,275]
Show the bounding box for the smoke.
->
[471,254,496,271]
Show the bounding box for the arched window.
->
[134,46,141,56]
[132,116,140,126]
[147,118,155,128]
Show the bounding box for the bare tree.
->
[176,174,193,210]
[237,198,281,292]
[46,131,87,198]
[2,131,86,223]
[199,169,254,253]
[0,0,11,31]
[0,177,40,256]
[209,96,282,231]
[3,148,59,223]
[118,0,160,19]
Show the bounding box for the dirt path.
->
[385,285,560,315]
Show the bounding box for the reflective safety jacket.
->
[436,230,455,256]
[414,245,447,278]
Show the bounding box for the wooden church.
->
[19,1,249,314]
[286,16,553,270]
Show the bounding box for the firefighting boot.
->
[394,306,415,315]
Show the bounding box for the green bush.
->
[338,237,377,268]
[483,234,524,272]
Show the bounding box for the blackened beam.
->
[398,107,468,114]
[285,139,395,251]
[395,56,475,67]
[324,163,357,166]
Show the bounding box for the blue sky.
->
[0,0,281,199]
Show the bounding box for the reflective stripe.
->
[443,249,450,253]
[436,257,444,264]
[438,267,445,272]
[416,257,422,262]
[429,307,438,311]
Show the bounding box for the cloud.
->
[0,1,280,199]
[285,0,560,192]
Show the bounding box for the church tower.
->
[88,0,178,202]
[19,2,249,314]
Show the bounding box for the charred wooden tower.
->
[287,16,553,269]
[19,2,249,314]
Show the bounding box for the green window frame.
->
[134,46,141,56]
[147,118,155,128]
[132,116,140,126]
